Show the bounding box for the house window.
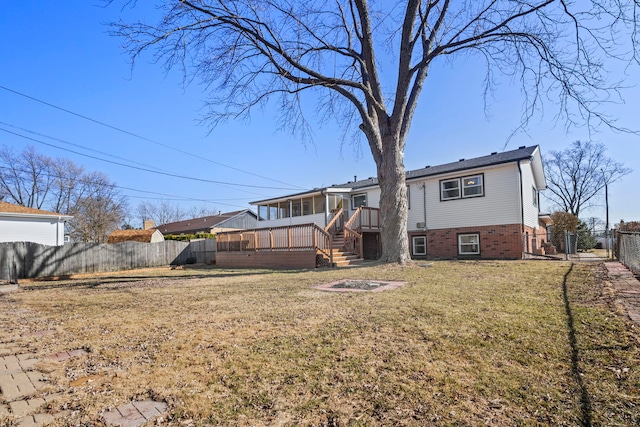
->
[302,200,311,216]
[352,193,367,208]
[407,184,411,210]
[458,233,480,255]
[412,236,426,256]
[292,201,302,217]
[279,202,290,218]
[268,204,278,220]
[441,174,484,200]
[258,205,268,221]
[462,175,483,197]
[441,178,460,200]
[532,186,538,207]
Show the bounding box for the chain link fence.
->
[618,231,640,275]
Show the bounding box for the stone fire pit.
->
[312,279,407,292]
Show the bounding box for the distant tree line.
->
[544,141,633,252]
[0,145,222,243]
[0,145,126,243]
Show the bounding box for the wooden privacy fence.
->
[0,240,191,281]
[188,238,217,264]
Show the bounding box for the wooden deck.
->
[215,207,380,268]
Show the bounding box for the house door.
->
[342,197,350,225]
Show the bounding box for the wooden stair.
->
[329,232,362,267]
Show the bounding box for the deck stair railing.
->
[343,206,380,258]
[324,207,344,239]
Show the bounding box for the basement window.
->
[412,236,426,256]
[458,233,480,255]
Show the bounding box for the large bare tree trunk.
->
[376,135,410,264]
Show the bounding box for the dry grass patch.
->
[0,262,638,425]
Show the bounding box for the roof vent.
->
[519,145,526,149]
[459,158,465,162]
[491,152,497,155]
[425,165,430,168]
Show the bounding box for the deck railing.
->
[216,223,333,265]
[343,207,381,258]
[324,207,344,238]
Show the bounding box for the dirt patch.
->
[312,279,407,292]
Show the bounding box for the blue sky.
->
[1,2,638,227]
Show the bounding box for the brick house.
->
[248,145,547,261]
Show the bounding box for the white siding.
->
[519,159,541,229]
[408,163,523,230]
[407,183,427,230]
[0,217,65,246]
[349,188,380,215]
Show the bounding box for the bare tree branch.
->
[110,0,640,262]
[543,140,632,217]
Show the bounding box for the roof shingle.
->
[0,201,70,217]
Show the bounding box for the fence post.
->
[269,228,274,251]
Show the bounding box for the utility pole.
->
[602,170,610,259]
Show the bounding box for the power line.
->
[0,121,169,173]
[0,121,266,197]
[0,84,304,189]
[0,127,304,191]
[0,164,254,209]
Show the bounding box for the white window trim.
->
[532,186,538,207]
[440,178,460,200]
[352,193,367,209]
[412,236,426,256]
[458,233,480,255]
[462,175,484,197]
[441,174,485,201]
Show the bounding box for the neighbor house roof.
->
[157,210,256,235]
[0,201,73,219]
[252,145,544,204]
[107,229,161,244]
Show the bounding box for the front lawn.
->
[1,261,638,426]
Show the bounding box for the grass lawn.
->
[1,261,639,426]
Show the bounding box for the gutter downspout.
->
[517,160,525,257]
[321,190,328,227]
[422,182,427,230]
[422,182,428,256]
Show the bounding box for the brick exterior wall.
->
[408,223,525,260]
